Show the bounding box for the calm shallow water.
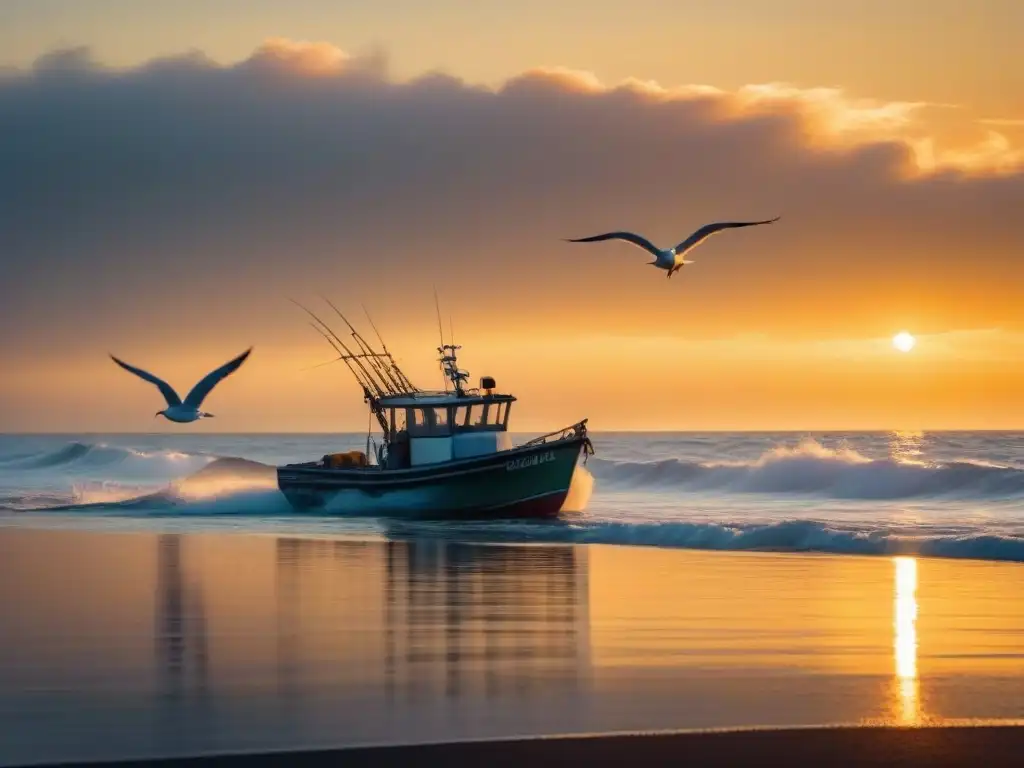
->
[2,527,1024,765]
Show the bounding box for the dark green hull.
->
[276,434,590,518]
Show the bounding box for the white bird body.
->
[159,404,217,424]
[648,249,695,272]
[566,217,780,278]
[110,347,253,423]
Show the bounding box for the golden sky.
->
[0,2,1022,432]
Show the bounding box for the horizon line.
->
[3,428,1023,436]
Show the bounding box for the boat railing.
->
[521,419,589,447]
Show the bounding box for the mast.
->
[434,289,470,396]
[438,344,471,397]
[434,288,449,394]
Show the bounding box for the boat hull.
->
[276,435,588,519]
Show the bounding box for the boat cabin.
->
[378,388,515,468]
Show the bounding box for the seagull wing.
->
[110,355,182,407]
[564,231,663,258]
[672,217,780,254]
[182,347,253,408]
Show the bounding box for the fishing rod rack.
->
[291,297,421,440]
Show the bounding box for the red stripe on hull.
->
[483,490,569,519]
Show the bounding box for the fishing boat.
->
[276,299,594,518]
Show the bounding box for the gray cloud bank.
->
[1,41,1022,360]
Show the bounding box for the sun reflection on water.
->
[894,556,919,724]
[889,430,926,466]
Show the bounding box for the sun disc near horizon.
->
[893,331,916,353]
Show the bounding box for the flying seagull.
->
[109,347,253,423]
[565,217,780,278]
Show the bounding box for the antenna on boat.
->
[434,286,449,393]
[430,288,471,398]
[299,357,345,372]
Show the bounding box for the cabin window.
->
[407,406,452,437]
[454,402,509,430]
[474,404,489,426]
[492,401,506,426]
[390,408,407,434]
[429,407,449,428]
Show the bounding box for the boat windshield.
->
[455,401,509,431]
[386,401,510,437]
[408,406,451,437]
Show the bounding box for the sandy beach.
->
[18,726,1024,767]
[2,526,1024,765]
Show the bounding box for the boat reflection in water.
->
[143,533,593,761]
[274,536,592,702]
[155,534,209,700]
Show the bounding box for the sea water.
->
[1,431,1023,562]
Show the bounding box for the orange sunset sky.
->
[0,0,1021,432]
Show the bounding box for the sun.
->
[892,331,916,353]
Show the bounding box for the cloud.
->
[246,38,351,75]
[0,38,1022,371]
[496,68,1020,173]
[980,118,1024,128]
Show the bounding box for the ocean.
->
[2,431,1023,562]
[5,431,1024,762]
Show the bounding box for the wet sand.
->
[20,726,1024,767]
[2,527,1024,765]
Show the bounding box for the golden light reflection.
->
[889,430,925,465]
[894,556,919,724]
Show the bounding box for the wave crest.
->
[589,439,1024,499]
[59,456,282,511]
[387,517,1024,563]
[0,441,208,476]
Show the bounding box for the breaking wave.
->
[54,456,285,515]
[0,441,210,478]
[3,437,1024,564]
[587,439,1024,500]
[0,440,283,514]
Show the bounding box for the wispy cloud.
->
[979,118,1024,128]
